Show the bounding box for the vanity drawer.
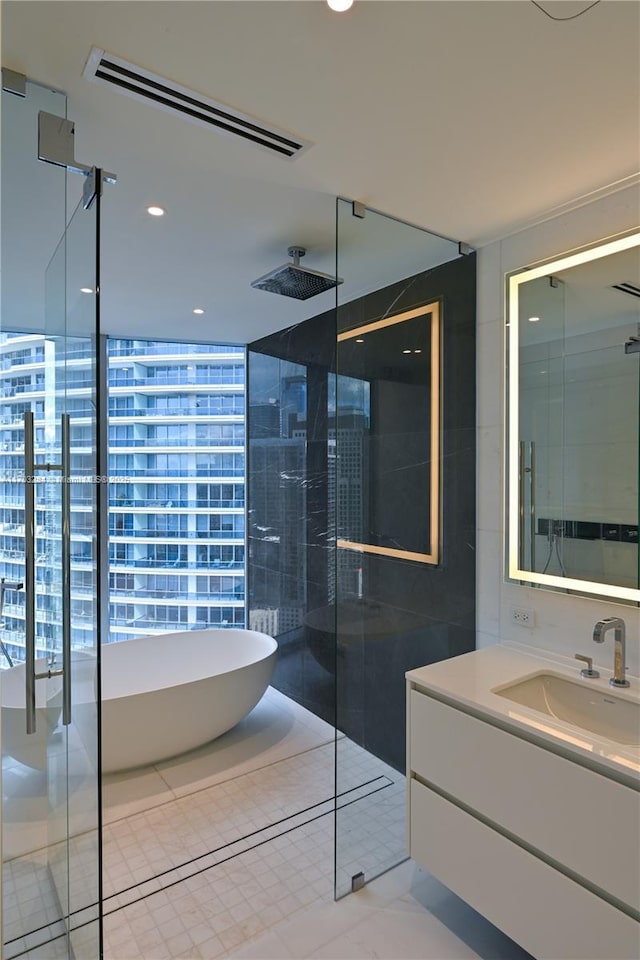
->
[409,689,640,912]
[410,778,640,960]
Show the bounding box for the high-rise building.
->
[107,339,246,640]
[0,334,246,663]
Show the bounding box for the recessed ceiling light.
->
[402,349,412,354]
[327,0,354,10]
[193,308,205,315]
[80,287,93,294]
[355,338,364,343]
[528,316,541,323]
[414,349,422,354]
[147,205,165,217]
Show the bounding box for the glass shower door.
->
[1,77,102,960]
[40,195,102,959]
[334,199,469,898]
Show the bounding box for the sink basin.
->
[493,673,640,746]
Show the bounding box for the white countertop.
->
[406,643,640,787]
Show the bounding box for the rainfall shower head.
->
[251,246,342,300]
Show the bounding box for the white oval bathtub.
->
[101,629,277,773]
[1,660,63,769]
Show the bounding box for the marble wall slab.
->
[247,252,477,771]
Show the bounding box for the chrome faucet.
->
[593,617,630,688]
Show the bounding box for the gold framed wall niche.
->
[336,300,442,565]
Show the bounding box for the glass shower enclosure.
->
[333,200,472,896]
[247,198,476,901]
[1,76,103,959]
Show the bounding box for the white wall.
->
[476,183,640,675]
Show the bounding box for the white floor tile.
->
[347,859,422,909]
[307,907,480,959]
[102,767,176,824]
[156,688,334,798]
[274,901,374,958]
[227,928,294,959]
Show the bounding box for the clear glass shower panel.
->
[1,77,102,959]
[46,197,102,959]
[334,199,461,898]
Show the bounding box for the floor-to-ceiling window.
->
[0,332,86,664]
[107,338,246,640]
[0,334,246,662]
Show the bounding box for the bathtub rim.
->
[101,628,278,701]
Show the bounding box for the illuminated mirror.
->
[336,302,441,564]
[507,230,640,603]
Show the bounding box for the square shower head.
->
[251,263,342,300]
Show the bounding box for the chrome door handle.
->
[23,412,70,735]
[61,414,71,726]
[518,441,536,573]
[518,440,525,570]
[528,441,536,574]
[24,412,36,735]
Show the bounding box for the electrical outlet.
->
[511,606,535,627]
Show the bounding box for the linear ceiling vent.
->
[612,281,640,300]
[83,47,312,160]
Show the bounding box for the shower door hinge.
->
[38,111,89,173]
[2,68,26,97]
[83,167,103,210]
[352,201,366,219]
[458,242,475,256]
[38,111,117,190]
[351,871,365,892]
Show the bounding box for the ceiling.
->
[2,0,639,344]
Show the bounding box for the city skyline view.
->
[0,334,246,663]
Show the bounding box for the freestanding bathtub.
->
[1,660,63,769]
[101,628,277,773]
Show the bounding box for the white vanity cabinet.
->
[406,669,640,960]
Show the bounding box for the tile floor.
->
[2,850,65,950]
[5,687,532,960]
[228,860,534,960]
[100,688,408,958]
[102,687,335,824]
[101,858,534,960]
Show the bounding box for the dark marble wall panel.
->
[247,311,337,727]
[248,252,476,772]
[335,254,477,771]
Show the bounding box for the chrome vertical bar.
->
[61,413,71,725]
[518,440,525,570]
[24,411,36,735]
[98,335,110,662]
[529,441,536,574]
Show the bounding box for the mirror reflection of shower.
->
[514,238,640,593]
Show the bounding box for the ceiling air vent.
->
[83,47,312,160]
[611,280,640,300]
